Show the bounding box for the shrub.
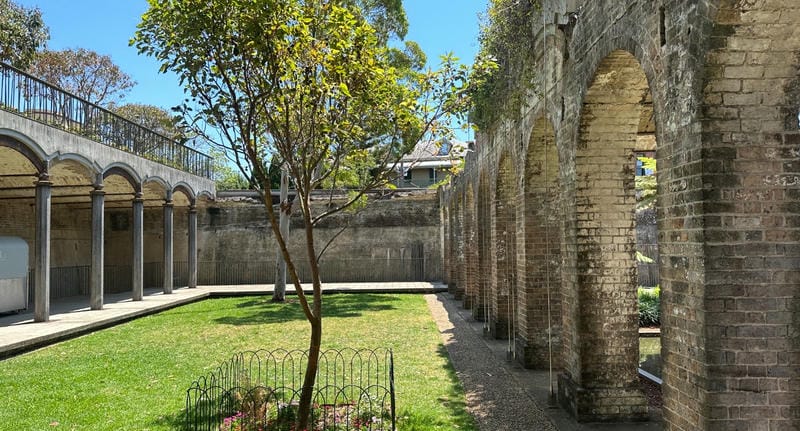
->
[638,286,660,327]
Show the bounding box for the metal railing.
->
[185,348,395,431]
[0,62,212,178]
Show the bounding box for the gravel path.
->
[425,293,559,431]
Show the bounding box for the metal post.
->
[34,173,51,322]
[90,181,105,310]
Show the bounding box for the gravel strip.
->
[426,293,559,431]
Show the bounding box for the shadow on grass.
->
[395,344,478,431]
[214,293,400,325]
[148,409,186,430]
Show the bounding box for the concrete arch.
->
[0,130,48,174]
[142,176,169,205]
[103,164,142,191]
[172,182,197,207]
[519,115,562,369]
[51,152,100,171]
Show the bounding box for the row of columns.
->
[33,176,199,322]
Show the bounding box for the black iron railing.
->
[0,62,211,178]
[185,348,395,431]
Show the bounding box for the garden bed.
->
[185,348,395,431]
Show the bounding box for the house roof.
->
[399,139,469,163]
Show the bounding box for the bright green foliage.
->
[133,2,475,427]
[635,156,657,209]
[470,0,540,130]
[638,286,661,327]
[0,0,48,69]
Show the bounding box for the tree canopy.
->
[112,103,185,141]
[28,48,136,105]
[134,0,475,428]
[0,0,48,69]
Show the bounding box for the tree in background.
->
[0,0,48,69]
[28,48,136,106]
[112,103,185,141]
[134,0,480,427]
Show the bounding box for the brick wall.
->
[441,0,799,427]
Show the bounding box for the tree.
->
[0,0,48,69]
[28,48,136,105]
[112,103,182,138]
[134,0,476,428]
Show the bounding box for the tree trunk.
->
[272,167,290,301]
[297,315,322,430]
[296,196,324,431]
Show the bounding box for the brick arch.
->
[519,116,562,369]
[563,49,651,421]
[476,170,492,323]
[492,151,519,342]
[462,182,479,314]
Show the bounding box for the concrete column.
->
[163,196,174,294]
[132,192,144,301]
[34,173,51,322]
[90,182,105,310]
[187,203,197,288]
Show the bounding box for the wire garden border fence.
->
[185,348,395,431]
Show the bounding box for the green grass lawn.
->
[0,294,475,431]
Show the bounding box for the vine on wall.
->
[469,0,541,131]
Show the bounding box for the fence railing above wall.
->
[0,62,212,178]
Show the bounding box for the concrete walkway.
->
[427,293,662,431]
[0,282,445,359]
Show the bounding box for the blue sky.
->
[16,0,485,119]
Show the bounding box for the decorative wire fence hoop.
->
[185,348,395,431]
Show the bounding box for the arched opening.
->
[560,49,656,421]
[463,183,479,314]
[476,170,491,322]
[492,152,518,342]
[142,179,169,289]
[0,138,44,313]
[172,185,195,288]
[520,116,562,370]
[48,158,98,300]
[102,168,139,296]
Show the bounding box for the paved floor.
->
[0,282,445,359]
[427,293,663,431]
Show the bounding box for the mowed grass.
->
[0,294,475,431]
